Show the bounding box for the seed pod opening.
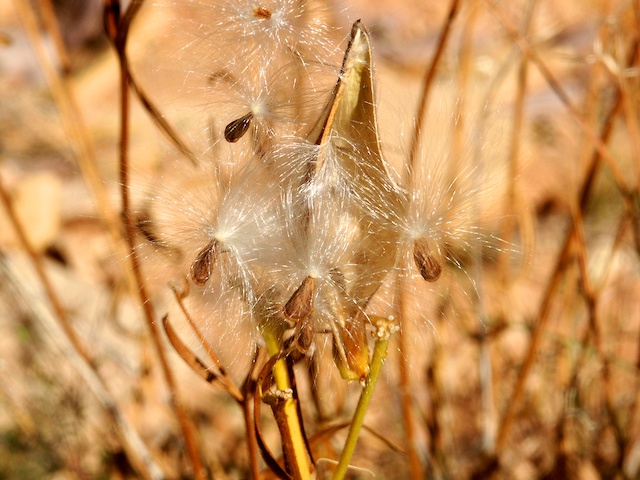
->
[413,237,442,282]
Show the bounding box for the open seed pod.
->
[300,21,407,380]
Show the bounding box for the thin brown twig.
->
[573,208,628,470]
[36,0,71,73]
[171,283,244,402]
[498,0,536,284]
[406,0,461,186]
[562,210,631,473]
[608,35,640,185]
[484,0,629,196]
[624,230,640,465]
[544,6,638,464]
[0,175,92,365]
[127,70,199,166]
[105,1,207,478]
[395,277,424,479]
[550,7,610,458]
[15,0,129,282]
[449,0,477,182]
[425,342,448,478]
[0,253,165,480]
[626,0,640,258]
[241,348,263,480]
[108,0,198,166]
[395,2,461,476]
[495,38,638,451]
[254,350,292,480]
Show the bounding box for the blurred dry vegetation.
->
[1,0,640,479]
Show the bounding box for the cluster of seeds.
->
[145,0,485,381]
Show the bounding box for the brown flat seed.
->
[253,7,272,19]
[413,237,442,282]
[190,240,217,286]
[224,112,253,143]
[295,321,314,353]
[284,276,316,321]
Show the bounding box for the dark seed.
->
[224,112,253,143]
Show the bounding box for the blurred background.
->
[0,0,639,478]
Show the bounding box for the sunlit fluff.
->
[400,153,495,281]
[149,156,284,322]
[175,0,337,78]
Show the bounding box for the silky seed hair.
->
[137,3,503,377]
[129,1,342,164]
[148,151,284,297]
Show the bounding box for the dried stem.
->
[105,1,207,477]
[394,2,461,475]
[332,318,396,480]
[15,0,129,283]
[395,276,424,479]
[0,253,165,480]
[406,0,461,186]
[425,343,447,478]
[171,285,244,402]
[261,323,312,480]
[496,38,637,450]
[498,0,536,284]
[484,0,629,196]
[449,0,477,182]
[0,176,91,363]
[35,0,71,73]
[241,349,263,480]
[127,68,199,166]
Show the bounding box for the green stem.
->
[261,323,311,480]
[332,317,396,480]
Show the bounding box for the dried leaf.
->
[162,315,220,385]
